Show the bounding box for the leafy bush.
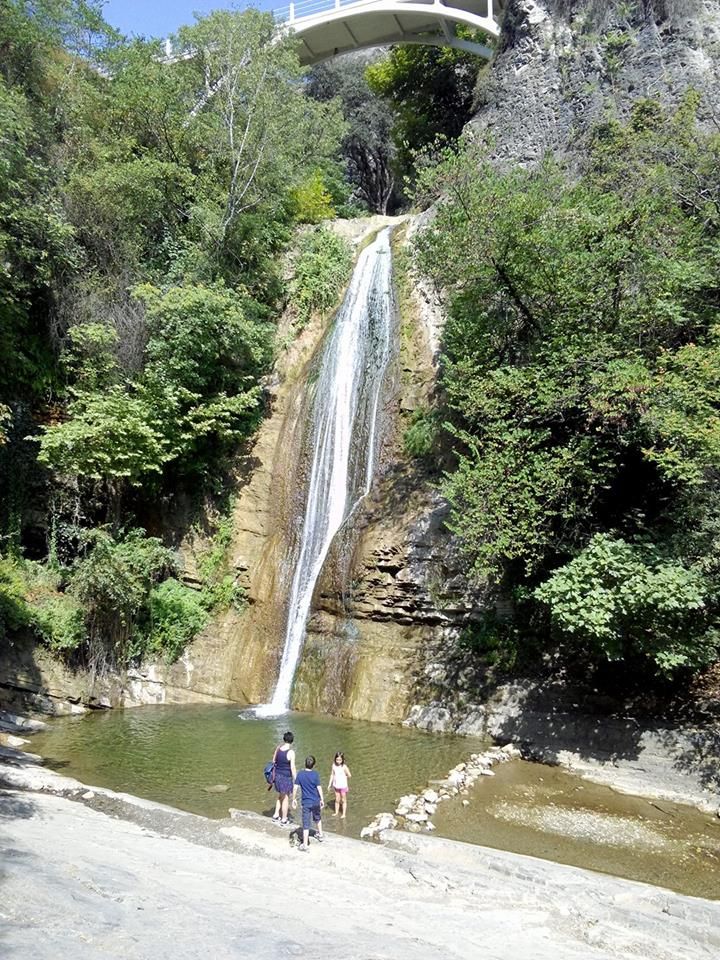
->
[0,556,31,640]
[535,535,719,674]
[144,578,209,662]
[291,171,336,224]
[38,388,172,485]
[196,515,246,612]
[69,529,175,665]
[289,227,352,327]
[0,555,85,651]
[403,407,438,458]
[32,595,86,652]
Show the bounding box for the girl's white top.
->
[331,764,349,790]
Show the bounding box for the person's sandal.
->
[297,844,309,852]
[315,833,324,842]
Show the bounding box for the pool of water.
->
[31,704,719,899]
[432,758,720,900]
[31,705,487,835]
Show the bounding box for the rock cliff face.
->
[471,0,720,166]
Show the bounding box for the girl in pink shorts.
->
[328,751,351,818]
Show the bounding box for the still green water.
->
[32,705,486,833]
[32,704,719,899]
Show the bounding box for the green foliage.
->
[366,39,486,178]
[403,407,438,458]
[535,535,719,674]
[413,98,720,677]
[291,171,336,224]
[195,514,246,613]
[307,57,397,214]
[0,556,31,640]
[144,578,208,662]
[37,388,172,485]
[69,528,174,663]
[289,228,352,327]
[0,555,85,651]
[32,594,87,652]
[457,613,521,673]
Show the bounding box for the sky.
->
[101,1,276,40]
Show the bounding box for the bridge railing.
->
[272,0,398,26]
[272,0,498,25]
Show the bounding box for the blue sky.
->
[102,1,276,40]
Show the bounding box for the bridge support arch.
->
[273,0,504,65]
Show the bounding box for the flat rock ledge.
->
[1,752,719,960]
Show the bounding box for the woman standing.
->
[272,731,296,825]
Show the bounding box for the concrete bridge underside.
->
[274,0,506,65]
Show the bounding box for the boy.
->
[292,755,325,851]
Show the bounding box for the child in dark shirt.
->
[292,755,325,851]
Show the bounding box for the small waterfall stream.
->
[255,227,395,716]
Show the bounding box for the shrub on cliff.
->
[290,228,352,328]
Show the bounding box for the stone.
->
[422,789,439,804]
[462,800,470,807]
[424,803,437,815]
[82,791,95,800]
[203,784,230,794]
[1,733,29,748]
[405,812,428,823]
[360,812,398,839]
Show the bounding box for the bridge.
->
[272,0,505,65]
[163,0,505,66]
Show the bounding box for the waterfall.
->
[255,227,395,716]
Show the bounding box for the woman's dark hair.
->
[283,731,294,743]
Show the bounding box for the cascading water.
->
[255,227,395,716]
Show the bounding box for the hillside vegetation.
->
[414,97,720,688]
[0,0,350,670]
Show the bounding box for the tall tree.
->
[308,54,397,214]
[366,42,481,177]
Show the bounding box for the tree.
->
[177,11,345,247]
[366,41,483,178]
[308,55,397,214]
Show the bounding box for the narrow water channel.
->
[31,705,718,899]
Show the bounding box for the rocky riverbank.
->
[1,738,719,960]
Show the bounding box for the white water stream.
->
[255,228,395,716]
